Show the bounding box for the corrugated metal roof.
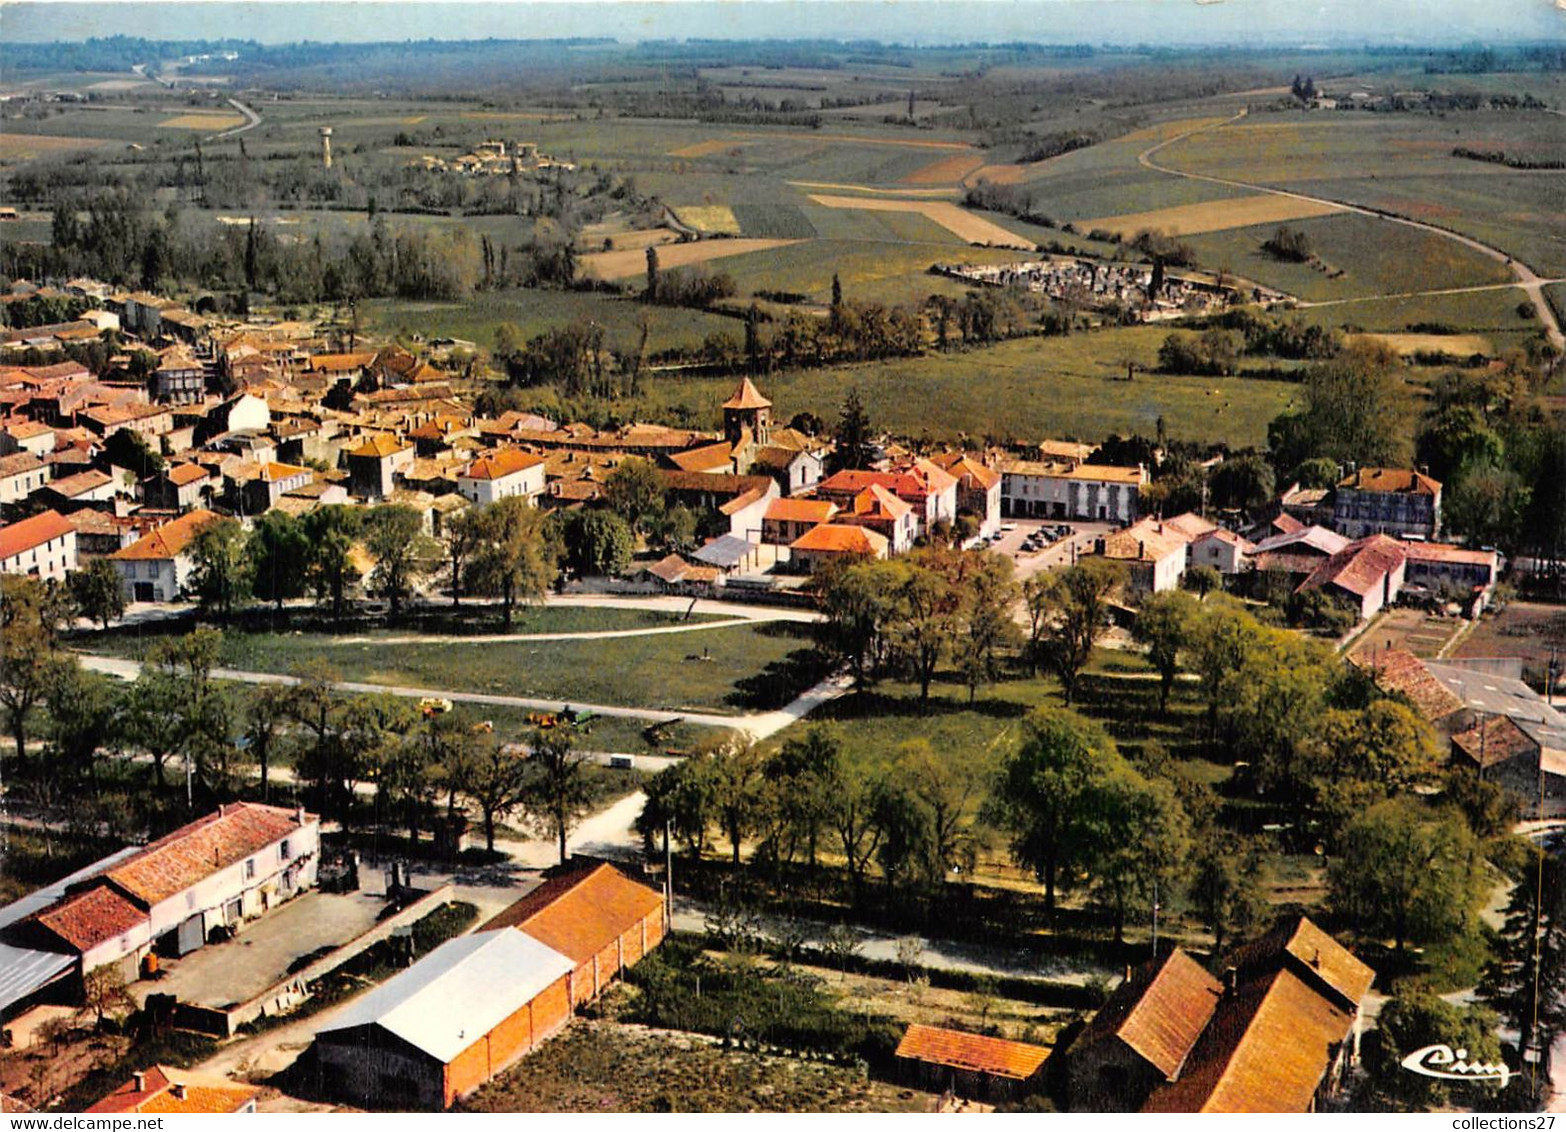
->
[0,845,141,1013]
[894,1023,1050,1079]
[315,929,573,1064]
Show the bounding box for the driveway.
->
[135,889,387,1009]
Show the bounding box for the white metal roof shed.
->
[314,928,574,1063]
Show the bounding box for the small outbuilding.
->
[894,1023,1051,1104]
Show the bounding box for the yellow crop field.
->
[668,139,737,158]
[581,238,806,280]
[672,205,743,235]
[788,181,955,198]
[1077,194,1344,238]
[903,153,987,184]
[1351,332,1493,357]
[965,163,1028,185]
[159,112,247,130]
[0,134,107,160]
[806,194,1033,248]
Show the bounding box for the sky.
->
[3,0,1562,47]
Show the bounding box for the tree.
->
[469,497,560,626]
[1190,835,1270,955]
[103,427,164,479]
[247,510,309,613]
[1359,990,1507,1111]
[987,707,1119,916]
[707,737,767,867]
[885,558,958,701]
[43,663,121,798]
[443,507,483,606]
[363,505,435,617]
[303,505,364,620]
[831,386,875,472]
[645,245,660,302]
[454,732,531,852]
[954,553,1020,703]
[189,517,250,620]
[1088,770,1191,944]
[244,683,290,802]
[79,966,135,1030]
[1030,560,1123,705]
[1,578,71,772]
[560,509,633,577]
[524,727,593,865]
[1481,844,1566,1100]
[1268,341,1412,473]
[832,764,886,901]
[68,558,125,630]
[1132,589,1197,714]
[817,557,900,684]
[638,755,716,858]
[1186,597,1264,744]
[1328,798,1486,953]
[763,727,842,869]
[602,456,666,535]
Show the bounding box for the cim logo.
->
[1400,1044,1513,1088]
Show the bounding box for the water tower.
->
[319,126,334,170]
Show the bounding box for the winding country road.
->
[1137,111,1566,352]
[209,97,262,140]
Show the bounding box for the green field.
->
[89,620,822,716]
[1179,212,1514,303]
[1287,286,1542,346]
[639,326,1298,447]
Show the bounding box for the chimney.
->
[171,1083,187,1102]
[133,1072,146,1092]
[218,803,225,817]
[1138,540,1145,559]
[296,806,306,825]
[1223,966,1238,995]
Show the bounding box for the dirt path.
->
[208,98,261,140]
[1138,111,1566,352]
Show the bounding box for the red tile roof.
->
[668,442,735,473]
[1228,915,1376,1011]
[111,509,223,562]
[102,802,315,907]
[722,377,772,410]
[1071,950,1223,1080]
[790,523,888,556]
[1299,534,1406,598]
[764,497,838,524]
[480,862,663,964]
[1348,648,1467,723]
[462,447,545,481]
[0,509,75,561]
[1338,466,1441,496]
[1141,968,1356,1113]
[1453,715,1537,768]
[87,1066,259,1114]
[895,1024,1050,1079]
[32,883,146,951]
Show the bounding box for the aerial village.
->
[0,268,1561,1117]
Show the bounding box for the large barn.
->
[311,861,667,1109]
[312,929,576,1109]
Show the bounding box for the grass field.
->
[1079,193,1343,238]
[462,1021,930,1113]
[91,620,820,716]
[1287,286,1539,344]
[670,204,742,235]
[639,326,1298,447]
[0,133,110,161]
[1180,212,1515,303]
[582,238,805,280]
[1351,332,1494,357]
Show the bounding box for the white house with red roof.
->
[109,508,223,602]
[0,509,77,580]
[457,446,546,505]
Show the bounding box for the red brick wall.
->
[441,972,575,1106]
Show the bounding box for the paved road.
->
[209,97,262,140]
[1138,111,1566,352]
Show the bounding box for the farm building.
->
[479,861,667,1007]
[1065,916,1373,1113]
[312,862,667,1109]
[894,1024,1051,1104]
[87,1066,259,1114]
[312,929,577,1109]
[0,803,319,1022]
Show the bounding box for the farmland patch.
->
[1350,332,1494,357]
[730,203,818,240]
[1078,194,1343,238]
[159,112,247,130]
[806,194,1032,248]
[0,134,108,161]
[903,152,987,184]
[581,238,807,280]
[670,204,743,236]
